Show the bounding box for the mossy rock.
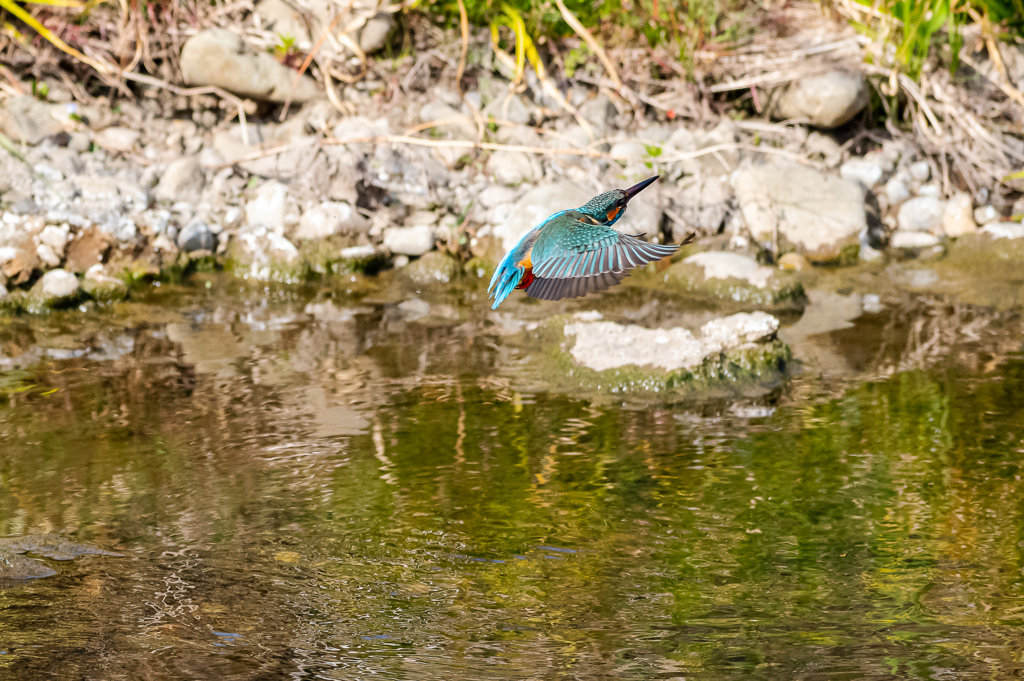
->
[400,251,460,286]
[627,257,806,311]
[503,314,791,402]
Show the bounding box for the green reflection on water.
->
[0,315,1023,679]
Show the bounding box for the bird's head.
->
[577,176,660,226]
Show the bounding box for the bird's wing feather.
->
[531,213,678,280]
[525,270,627,301]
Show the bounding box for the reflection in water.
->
[0,289,1024,679]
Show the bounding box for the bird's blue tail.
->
[488,252,522,310]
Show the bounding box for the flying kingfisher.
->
[488,176,693,309]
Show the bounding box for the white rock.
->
[266,232,299,262]
[840,157,884,188]
[890,230,941,249]
[94,127,140,153]
[773,71,869,128]
[359,13,395,53]
[180,29,320,102]
[897,196,945,234]
[495,181,591,252]
[683,251,774,289]
[36,243,60,268]
[563,311,779,372]
[39,224,69,252]
[941,193,977,237]
[909,161,931,182]
[478,185,520,208]
[885,177,911,205]
[974,205,999,225]
[155,157,205,202]
[383,225,434,256]
[245,181,289,233]
[294,202,366,240]
[0,283,7,300]
[0,95,63,145]
[339,245,376,259]
[917,182,941,197]
[731,156,865,261]
[981,222,1024,239]
[405,210,439,228]
[37,268,80,301]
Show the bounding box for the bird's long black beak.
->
[623,175,660,202]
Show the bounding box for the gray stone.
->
[0,548,57,579]
[674,175,731,240]
[245,180,291,232]
[890,230,941,249]
[419,101,475,138]
[917,182,941,197]
[180,29,321,103]
[383,225,434,256]
[359,13,396,53]
[82,265,128,302]
[494,181,591,252]
[885,176,911,205]
[773,70,869,129]
[897,196,945,234]
[294,202,367,240]
[941,193,977,237]
[178,221,218,252]
[840,157,884,188]
[154,157,205,202]
[731,156,866,261]
[255,0,310,48]
[478,185,520,208]
[0,95,63,145]
[667,120,740,177]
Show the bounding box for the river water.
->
[1,276,1023,680]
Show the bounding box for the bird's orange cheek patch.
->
[606,206,621,222]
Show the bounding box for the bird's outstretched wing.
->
[525,215,686,302]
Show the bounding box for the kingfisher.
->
[488,176,693,309]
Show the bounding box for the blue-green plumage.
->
[488,176,692,309]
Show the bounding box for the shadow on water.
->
[1,282,1024,679]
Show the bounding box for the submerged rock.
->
[0,533,123,561]
[0,548,57,580]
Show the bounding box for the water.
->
[1,278,1024,679]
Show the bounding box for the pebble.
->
[383,225,435,256]
[155,157,205,203]
[778,252,810,271]
[177,221,217,252]
[885,176,911,205]
[891,230,941,249]
[295,202,367,240]
[94,127,141,153]
[897,196,945,234]
[941,193,977,237]
[840,157,884,188]
[909,161,931,182]
[773,70,869,129]
[974,205,999,225]
[917,183,941,197]
[981,222,1024,239]
[34,269,81,305]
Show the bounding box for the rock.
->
[483,94,533,126]
[359,12,396,53]
[917,182,941,197]
[564,311,780,372]
[0,239,40,285]
[909,161,931,182]
[941,193,977,237]
[981,222,1024,239]
[154,156,205,202]
[773,70,869,129]
[229,225,303,281]
[295,202,367,240]
[36,243,61,268]
[778,252,810,271]
[245,181,291,232]
[0,533,123,561]
[38,224,69,254]
[974,205,999,225]
[65,228,111,273]
[0,95,63,145]
[494,181,591,252]
[840,157,884,188]
[255,0,311,48]
[30,269,81,309]
[82,265,127,302]
[674,175,731,240]
[419,101,475,138]
[180,29,321,103]
[731,156,866,262]
[401,250,458,285]
[383,225,434,256]
[486,151,540,186]
[897,196,945,234]
[0,548,57,579]
[177,221,218,252]
[683,252,775,289]
[94,127,140,153]
[804,132,842,167]
[890,230,941,249]
[331,116,391,156]
[885,176,911,205]
[478,185,520,208]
